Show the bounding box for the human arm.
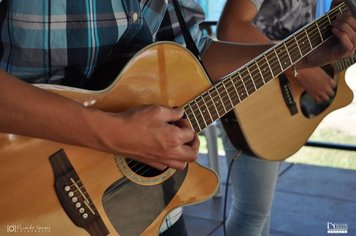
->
[216,0,271,43]
[215,0,342,102]
[0,71,198,170]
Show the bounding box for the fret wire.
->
[228,78,242,104]
[229,76,242,103]
[199,94,213,125]
[263,54,275,78]
[341,60,347,71]
[270,13,333,74]
[183,2,347,126]
[307,23,323,48]
[326,13,332,25]
[273,48,285,72]
[255,60,267,84]
[218,81,240,113]
[210,87,224,117]
[194,97,209,129]
[215,85,228,113]
[232,74,248,100]
[248,63,264,88]
[240,69,256,95]
[181,1,347,134]
[245,65,257,90]
[276,45,292,71]
[202,91,220,123]
[266,50,283,75]
[260,56,274,82]
[237,71,250,96]
[206,90,220,121]
[222,80,234,109]
[190,101,203,132]
[299,30,312,55]
[282,42,294,67]
[304,28,314,50]
[315,20,324,42]
[293,35,303,61]
[286,38,301,64]
[184,104,200,133]
[201,93,214,123]
[247,17,324,84]
[210,89,226,120]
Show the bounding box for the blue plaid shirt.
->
[0,0,210,85]
[0,0,210,233]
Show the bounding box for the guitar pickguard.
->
[102,166,187,236]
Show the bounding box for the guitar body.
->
[0,42,219,236]
[221,71,354,161]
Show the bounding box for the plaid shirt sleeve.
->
[155,0,212,56]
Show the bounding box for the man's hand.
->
[303,8,356,68]
[96,105,199,171]
[293,67,336,103]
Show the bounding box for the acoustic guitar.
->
[0,1,353,235]
[221,54,355,161]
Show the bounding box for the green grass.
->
[286,128,356,170]
[199,127,356,170]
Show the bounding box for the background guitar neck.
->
[184,2,349,133]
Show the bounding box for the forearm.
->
[202,40,273,81]
[0,71,114,151]
[0,71,199,170]
[217,21,271,44]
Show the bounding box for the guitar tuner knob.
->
[79,207,85,214]
[82,213,88,219]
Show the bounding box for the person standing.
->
[216,0,339,235]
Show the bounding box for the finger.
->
[326,86,336,97]
[160,106,185,123]
[145,161,169,171]
[332,15,356,51]
[178,142,199,162]
[319,93,330,102]
[187,132,200,152]
[171,121,196,145]
[163,160,188,171]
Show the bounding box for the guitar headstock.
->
[346,0,356,16]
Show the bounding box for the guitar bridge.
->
[278,73,298,115]
[49,149,109,236]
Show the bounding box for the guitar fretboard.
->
[334,53,356,73]
[184,2,348,133]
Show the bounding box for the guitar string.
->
[63,151,159,193]
[63,3,347,202]
[185,3,345,128]
[77,2,344,192]
[336,52,356,73]
[185,4,346,132]
[67,157,164,206]
[185,15,336,131]
[186,4,344,130]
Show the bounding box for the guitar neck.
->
[334,53,356,73]
[184,2,348,133]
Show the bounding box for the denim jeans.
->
[220,125,281,236]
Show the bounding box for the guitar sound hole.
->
[126,159,164,177]
[300,90,335,118]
